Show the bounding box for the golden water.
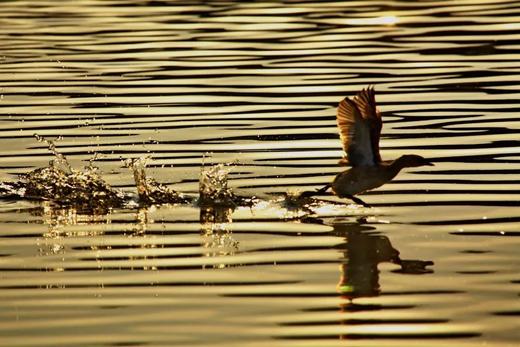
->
[0,1,519,346]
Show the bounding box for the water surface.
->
[0,1,519,346]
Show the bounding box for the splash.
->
[126,157,191,206]
[34,134,72,174]
[21,137,126,212]
[21,163,126,212]
[198,163,258,208]
[199,164,236,207]
[0,142,256,212]
[281,190,315,211]
[0,181,26,199]
[0,137,340,220]
[0,136,196,210]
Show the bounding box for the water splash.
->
[281,190,315,211]
[199,164,236,207]
[0,138,349,221]
[0,136,194,210]
[34,134,72,174]
[21,138,126,212]
[125,157,191,206]
[0,181,26,199]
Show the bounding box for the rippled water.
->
[1,1,520,346]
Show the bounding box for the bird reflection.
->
[332,222,433,300]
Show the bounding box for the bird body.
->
[326,87,433,206]
[332,163,398,197]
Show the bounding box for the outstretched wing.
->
[336,87,382,167]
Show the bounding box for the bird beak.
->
[426,161,435,166]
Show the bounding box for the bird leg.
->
[345,194,371,208]
[315,183,331,194]
[297,183,332,199]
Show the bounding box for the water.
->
[0,0,519,346]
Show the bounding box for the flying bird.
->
[317,87,434,207]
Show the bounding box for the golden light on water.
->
[347,15,399,26]
[1,0,519,346]
[375,15,399,25]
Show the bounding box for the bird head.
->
[398,154,434,168]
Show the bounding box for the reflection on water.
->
[1,0,520,346]
[200,205,238,268]
[333,222,433,300]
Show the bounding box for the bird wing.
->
[336,87,382,167]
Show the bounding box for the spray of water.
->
[199,164,236,207]
[0,136,331,220]
[34,134,72,174]
[17,136,126,212]
[125,157,191,205]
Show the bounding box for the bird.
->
[316,86,434,207]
